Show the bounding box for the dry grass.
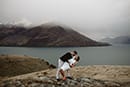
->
[5,65,130,83]
[0,54,55,78]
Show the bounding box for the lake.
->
[0,44,130,66]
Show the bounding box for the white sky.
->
[0,0,130,40]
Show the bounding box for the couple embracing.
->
[56,51,80,81]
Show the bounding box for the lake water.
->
[0,45,130,66]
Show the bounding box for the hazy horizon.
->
[0,0,130,40]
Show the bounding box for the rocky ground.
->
[0,65,130,87]
[1,76,127,87]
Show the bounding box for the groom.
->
[56,51,78,80]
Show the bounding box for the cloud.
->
[14,18,32,27]
[0,0,129,40]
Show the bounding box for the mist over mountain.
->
[101,36,130,44]
[13,18,32,27]
[0,23,110,47]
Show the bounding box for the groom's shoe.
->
[66,76,73,79]
[56,78,61,81]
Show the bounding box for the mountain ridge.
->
[101,36,130,44]
[0,23,110,47]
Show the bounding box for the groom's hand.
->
[70,64,74,68]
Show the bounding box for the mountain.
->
[101,36,130,44]
[0,23,110,47]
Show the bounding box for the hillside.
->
[0,23,110,47]
[0,54,55,78]
[101,36,130,44]
[0,54,129,87]
[1,65,130,87]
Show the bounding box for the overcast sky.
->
[0,0,130,40]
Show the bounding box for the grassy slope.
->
[0,55,55,78]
